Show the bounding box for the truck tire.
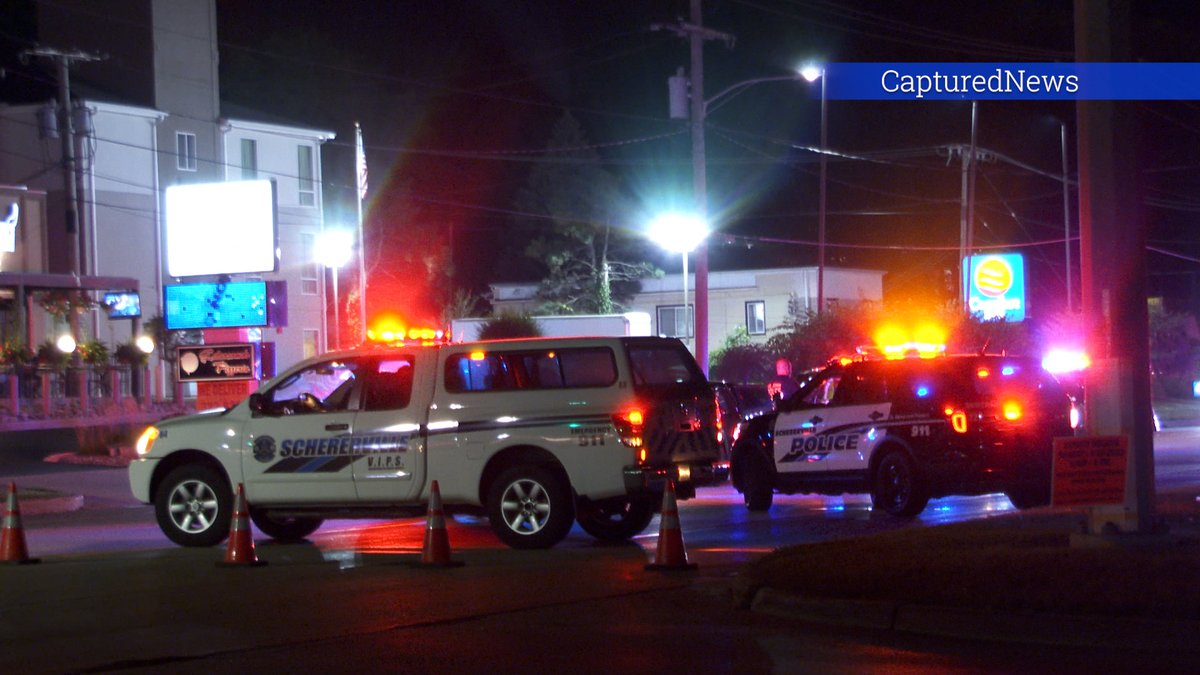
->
[576,497,656,541]
[487,465,574,549]
[154,464,232,547]
[249,508,324,541]
[870,449,929,517]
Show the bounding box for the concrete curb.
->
[750,587,1200,651]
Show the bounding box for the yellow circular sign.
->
[973,257,1013,298]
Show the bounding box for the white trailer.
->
[451,313,652,342]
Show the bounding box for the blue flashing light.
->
[1001,365,1016,376]
[915,385,930,398]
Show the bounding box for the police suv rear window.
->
[444,347,618,393]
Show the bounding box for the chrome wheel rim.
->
[499,478,550,535]
[167,479,219,534]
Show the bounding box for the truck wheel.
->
[249,509,324,541]
[487,465,574,549]
[870,449,929,517]
[576,497,656,541]
[741,453,774,512]
[154,465,232,547]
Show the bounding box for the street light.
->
[317,229,354,351]
[800,63,827,314]
[648,213,708,345]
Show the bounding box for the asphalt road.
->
[1,428,1198,672]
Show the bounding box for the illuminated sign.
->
[963,253,1025,321]
[177,343,259,382]
[164,180,277,277]
[165,281,268,330]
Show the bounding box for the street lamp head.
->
[647,212,708,254]
[800,64,823,83]
[316,229,355,268]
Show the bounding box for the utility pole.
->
[653,0,734,375]
[21,48,104,280]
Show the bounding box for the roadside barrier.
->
[646,480,697,571]
[218,483,265,567]
[415,480,463,567]
[1,482,39,564]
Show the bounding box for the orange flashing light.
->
[977,367,990,378]
[1002,401,1022,421]
[614,408,646,454]
[469,350,486,361]
[945,407,968,433]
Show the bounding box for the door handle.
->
[325,423,349,431]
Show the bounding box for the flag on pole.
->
[355,122,368,202]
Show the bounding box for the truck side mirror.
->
[248,393,267,415]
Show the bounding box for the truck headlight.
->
[135,426,159,456]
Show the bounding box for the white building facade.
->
[490,266,885,350]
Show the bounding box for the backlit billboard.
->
[164,180,277,277]
[963,253,1025,321]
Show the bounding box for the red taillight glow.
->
[613,408,646,454]
[1002,401,1022,421]
[944,406,968,433]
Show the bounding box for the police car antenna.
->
[979,338,991,356]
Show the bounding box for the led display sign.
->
[164,281,268,330]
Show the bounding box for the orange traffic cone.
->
[1,482,39,565]
[414,480,463,567]
[645,480,696,571]
[218,483,265,567]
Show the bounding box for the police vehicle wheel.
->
[487,465,574,549]
[742,457,774,512]
[154,465,232,547]
[871,449,929,517]
[249,508,324,541]
[575,497,655,541]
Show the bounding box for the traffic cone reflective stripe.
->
[416,480,463,567]
[1,482,38,565]
[219,483,265,567]
[646,480,696,571]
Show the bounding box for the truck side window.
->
[363,358,414,411]
[268,359,359,414]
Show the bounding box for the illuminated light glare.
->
[495,416,518,424]
[866,428,878,441]
[1042,349,1091,374]
[225,428,236,437]
[1003,401,1022,421]
[427,420,459,431]
[800,63,822,82]
[677,465,692,482]
[469,351,485,361]
[626,410,644,426]
[448,403,464,410]
[496,433,510,440]
[1001,365,1016,376]
[951,411,969,433]
[56,334,76,353]
[380,423,421,433]
[977,368,990,379]
[646,212,709,254]
[316,229,354,268]
[915,385,930,398]
[1070,406,1081,429]
[135,426,159,456]
[135,335,155,354]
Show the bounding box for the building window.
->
[240,139,257,179]
[297,145,315,206]
[656,305,692,339]
[303,329,320,359]
[746,300,766,335]
[301,233,319,295]
[176,132,197,171]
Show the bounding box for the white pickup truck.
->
[130,335,727,549]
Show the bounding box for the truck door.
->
[772,368,888,475]
[243,357,362,503]
[351,353,429,502]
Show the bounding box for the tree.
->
[478,313,543,340]
[514,112,657,315]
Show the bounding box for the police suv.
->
[730,351,1075,516]
[130,335,725,549]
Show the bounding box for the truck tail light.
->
[943,406,968,434]
[713,393,724,444]
[1002,400,1023,421]
[613,408,645,453]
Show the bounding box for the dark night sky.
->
[4,0,1200,322]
